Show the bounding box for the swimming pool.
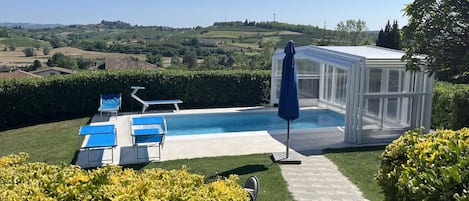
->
[164,109,344,136]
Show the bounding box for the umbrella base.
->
[272,152,302,164]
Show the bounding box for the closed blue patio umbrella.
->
[278,41,299,159]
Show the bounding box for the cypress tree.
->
[390,20,401,50]
[376,20,401,50]
[377,29,385,47]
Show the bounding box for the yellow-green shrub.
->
[0,153,249,201]
[376,128,469,201]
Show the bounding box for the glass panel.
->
[388,70,399,92]
[298,79,319,98]
[400,71,406,92]
[367,98,380,116]
[335,68,347,106]
[275,60,283,76]
[326,65,333,101]
[368,69,382,92]
[275,79,281,100]
[296,59,320,75]
[406,97,413,125]
[387,98,398,121]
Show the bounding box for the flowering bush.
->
[0,153,249,200]
[376,128,469,201]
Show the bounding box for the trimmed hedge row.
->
[0,153,249,200]
[432,81,469,129]
[0,70,271,129]
[376,128,469,201]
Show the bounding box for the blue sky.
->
[2,0,411,30]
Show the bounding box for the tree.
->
[76,57,96,69]
[376,20,401,50]
[171,55,181,65]
[23,47,36,57]
[8,43,16,51]
[145,53,161,64]
[43,47,50,55]
[32,60,42,69]
[260,40,275,69]
[389,21,401,50]
[48,53,77,69]
[202,54,219,69]
[190,37,199,46]
[335,19,368,45]
[0,29,8,37]
[183,50,198,69]
[34,43,41,50]
[402,0,469,83]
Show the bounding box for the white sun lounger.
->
[130,86,182,113]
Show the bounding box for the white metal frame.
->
[271,45,434,144]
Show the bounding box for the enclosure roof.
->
[273,45,364,69]
[318,46,405,60]
[273,45,407,60]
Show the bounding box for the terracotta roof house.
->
[0,70,42,79]
[31,67,76,77]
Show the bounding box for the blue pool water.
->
[165,109,344,136]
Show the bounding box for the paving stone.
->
[279,155,368,201]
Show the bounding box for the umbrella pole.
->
[286,120,290,158]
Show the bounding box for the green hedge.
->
[432,81,469,129]
[376,128,469,201]
[0,70,271,129]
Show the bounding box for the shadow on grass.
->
[0,114,93,132]
[206,164,268,182]
[322,145,386,154]
[70,150,80,165]
[121,162,151,170]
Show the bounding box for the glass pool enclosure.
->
[271,46,434,144]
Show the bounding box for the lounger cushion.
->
[144,99,182,105]
[84,133,116,148]
[132,116,165,125]
[79,125,115,135]
[135,135,163,144]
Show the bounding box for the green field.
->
[0,36,49,48]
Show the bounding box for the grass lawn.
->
[0,117,89,164]
[324,147,385,201]
[0,118,292,201]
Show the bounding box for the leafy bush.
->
[0,70,270,129]
[432,81,469,129]
[376,128,469,201]
[0,153,249,200]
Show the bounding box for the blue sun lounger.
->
[131,116,167,160]
[79,124,117,164]
[98,93,122,118]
